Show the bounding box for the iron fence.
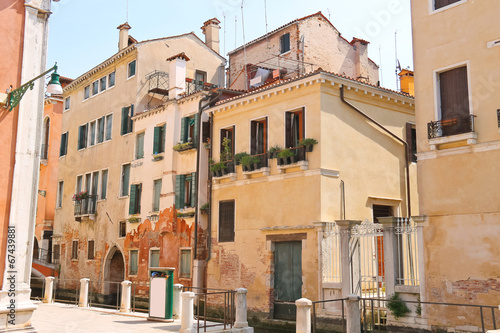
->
[427,114,476,139]
[321,222,342,284]
[131,281,150,313]
[30,276,46,301]
[89,280,122,310]
[183,286,236,332]
[185,81,218,95]
[312,298,347,333]
[395,218,419,286]
[53,278,80,305]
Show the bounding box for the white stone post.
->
[180,292,195,333]
[336,220,361,298]
[173,284,183,319]
[43,276,55,303]
[120,280,132,313]
[235,288,249,328]
[79,278,90,307]
[379,217,398,298]
[346,295,361,333]
[413,215,428,319]
[295,298,312,333]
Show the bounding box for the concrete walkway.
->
[31,302,183,332]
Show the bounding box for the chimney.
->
[117,22,132,51]
[351,38,370,83]
[398,69,415,96]
[167,53,190,99]
[201,18,221,54]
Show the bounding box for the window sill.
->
[174,147,196,154]
[242,167,270,179]
[118,195,129,199]
[212,172,237,184]
[429,132,477,150]
[277,160,309,173]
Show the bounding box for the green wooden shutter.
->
[129,105,134,133]
[121,107,127,135]
[60,132,67,156]
[129,184,137,214]
[180,117,187,143]
[153,126,160,154]
[193,114,199,148]
[161,124,166,152]
[190,172,196,208]
[175,175,185,209]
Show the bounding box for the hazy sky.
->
[47,0,413,91]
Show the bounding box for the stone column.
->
[335,220,361,298]
[295,298,312,333]
[234,288,249,328]
[78,278,90,308]
[180,292,195,333]
[43,276,55,303]
[120,280,132,313]
[312,221,327,302]
[173,284,183,319]
[378,217,399,298]
[346,295,361,333]
[413,215,428,316]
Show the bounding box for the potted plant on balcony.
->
[173,141,194,152]
[210,161,227,177]
[241,155,260,172]
[299,138,318,152]
[152,153,163,161]
[72,191,88,201]
[200,203,209,215]
[234,152,249,165]
[268,145,282,159]
[277,149,295,165]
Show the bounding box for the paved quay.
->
[31,302,183,332]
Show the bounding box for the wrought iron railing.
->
[146,70,169,96]
[74,195,97,216]
[276,146,306,166]
[185,80,218,95]
[40,144,48,160]
[427,115,476,139]
[497,109,500,128]
[210,160,235,178]
[242,152,268,172]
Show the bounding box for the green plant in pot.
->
[234,152,249,165]
[277,148,295,165]
[268,145,282,159]
[210,161,226,177]
[241,155,260,172]
[387,293,411,319]
[200,203,209,214]
[299,138,318,152]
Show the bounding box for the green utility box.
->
[148,267,175,322]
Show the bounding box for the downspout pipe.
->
[340,85,411,218]
[206,112,214,263]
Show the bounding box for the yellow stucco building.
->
[412,0,500,329]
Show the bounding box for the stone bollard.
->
[296,298,312,333]
[173,284,183,319]
[180,292,195,333]
[43,276,55,303]
[79,278,90,307]
[346,295,361,333]
[235,288,249,328]
[120,280,132,313]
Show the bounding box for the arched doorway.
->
[32,237,39,260]
[102,246,125,305]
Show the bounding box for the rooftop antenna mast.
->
[235,15,237,49]
[395,30,400,91]
[241,0,248,91]
[126,0,129,22]
[223,11,226,56]
[264,0,269,48]
[327,8,331,21]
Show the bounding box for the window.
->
[434,0,462,10]
[91,171,99,196]
[150,249,160,268]
[76,175,83,195]
[195,70,206,90]
[153,124,166,154]
[285,108,305,148]
[373,205,393,222]
[180,249,192,279]
[41,117,50,159]
[89,121,96,146]
[220,126,235,158]
[78,123,88,150]
[128,60,136,78]
[84,173,91,192]
[100,77,107,91]
[406,123,417,163]
[180,114,198,147]
[119,221,127,238]
[97,117,104,143]
[250,118,268,155]
[153,179,162,212]
[175,173,196,209]
[108,71,116,88]
[53,244,60,262]
[59,132,68,157]
[64,96,71,111]
[219,200,235,242]
[129,183,142,214]
[83,86,90,100]
[121,105,134,135]
[280,33,290,54]
[105,114,113,140]
[439,66,469,120]
[56,181,64,208]
[135,132,145,159]
[87,240,95,260]
[101,170,108,199]
[71,240,78,260]
[92,80,99,96]
[129,250,138,275]
[121,164,131,196]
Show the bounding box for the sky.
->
[47,0,413,91]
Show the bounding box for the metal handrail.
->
[89,280,122,310]
[427,114,476,139]
[312,298,348,333]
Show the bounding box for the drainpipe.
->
[206,112,214,263]
[340,85,411,218]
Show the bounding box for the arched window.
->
[41,117,50,159]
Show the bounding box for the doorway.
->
[273,241,302,320]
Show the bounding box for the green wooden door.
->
[274,241,302,320]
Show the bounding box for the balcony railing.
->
[497,109,500,128]
[427,115,476,139]
[74,195,97,217]
[241,152,269,172]
[40,144,48,160]
[185,80,218,95]
[276,146,306,166]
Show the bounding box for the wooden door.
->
[274,241,302,320]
